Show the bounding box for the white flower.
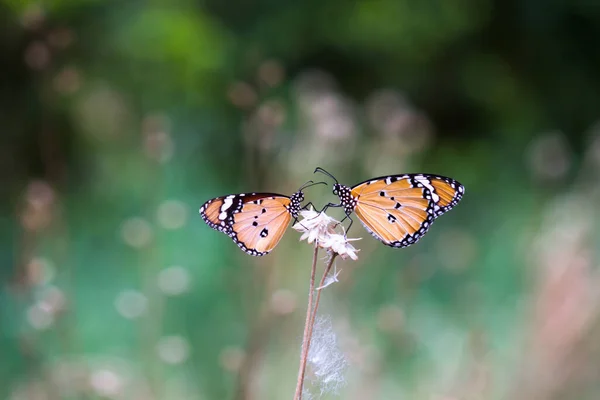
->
[320,234,360,261]
[293,207,360,260]
[292,208,338,244]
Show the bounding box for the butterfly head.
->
[332,183,341,196]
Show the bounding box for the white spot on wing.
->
[218,196,236,220]
[221,196,234,212]
[415,176,439,203]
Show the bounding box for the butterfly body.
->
[320,170,464,248]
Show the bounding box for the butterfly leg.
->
[339,213,354,235]
[319,202,342,214]
[293,202,320,230]
[301,202,317,211]
[292,217,302,227]
[346,215,354,234]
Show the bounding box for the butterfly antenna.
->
[314,167,338,184]
[299,180,328,191]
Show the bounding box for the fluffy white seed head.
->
[306,315,349,396]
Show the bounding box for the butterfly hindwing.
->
[199,193,293,256]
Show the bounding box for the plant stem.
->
[294,244,319,400]
[304,253,337,365]
[293,252,338,400]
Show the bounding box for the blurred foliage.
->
[1,0,600,399]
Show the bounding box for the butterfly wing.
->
[231,195,293,255]
[351,174,464,248]
[200,193,293,256]
[423,175,465,217]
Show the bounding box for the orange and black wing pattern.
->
[199,193,294,256]
[347,174,464,248]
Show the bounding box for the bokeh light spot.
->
[157,266,190,296]
[219,347,245,372]
[21,4,45,30]
[114,290,148,319]
[156,336,190,364]
[47,28,75,49]
[120,218,153,248]
[270,289,297,315]
[53,66,81,95]
[90,369,122,397]
[142,114,174,163]
[227,81,257,109]
[26,257,55,286]
[38,286,67,314]
[24,41,50,70]
[257,59,285,88]
[27,304,54,330]
[527,132,571,182]
[156,200,188,230]
[26,180,55,210]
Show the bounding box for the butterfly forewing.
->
[200,193,295,256]
[201,198,226,227]
[427,177,464,216]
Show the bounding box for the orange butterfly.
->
[315,168,465,248]
[199,181,324,256]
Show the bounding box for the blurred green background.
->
[2,0,600,399]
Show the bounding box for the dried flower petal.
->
[293,207,360,260]
[320,234,360,260]
[317,264,341,290]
